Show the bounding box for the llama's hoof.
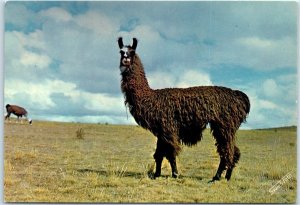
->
[152,172,161,179]
[225,170,232,181]
[225,176,232,181]
[208,177,220,184]
[208,179,216,184]
[172,172,179,178]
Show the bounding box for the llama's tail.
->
[235,90,251,119]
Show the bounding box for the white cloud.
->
[233,36,296,70]
[262,79,280,98]
[5,30,51,75]
[244,81,297,129]
[5,3,35,28]
[34,8,122,93]
[237,37,273,49]
[7,30,46,50]
[20,51,51,69]
[277,74,298,103]
[39,7,72,22]
[148,71,176,89]
[122,25,161,42]
[5,80,56,109]
[245,93,276,128]
[75,11,118,36]
[176,70,213,88]
[148,69,212,89]
[83,92,124,113]
[258,99,278,110]
[248,93,277,114]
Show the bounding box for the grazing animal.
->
[5,104,32,124]
[117,37,250,182]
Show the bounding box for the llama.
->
[5,104,32,124]
[118,37,250,182]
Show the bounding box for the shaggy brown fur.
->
[118,37,250,181]
[5,104,32,124]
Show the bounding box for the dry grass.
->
[4,121,297,203]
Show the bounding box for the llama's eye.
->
[120,50,125,55]
[129,51,135,56]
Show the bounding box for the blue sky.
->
[4,1,298,129]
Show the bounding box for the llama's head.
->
[118,37,138,73]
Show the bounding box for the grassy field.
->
[4,120,297,203]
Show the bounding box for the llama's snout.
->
[122,58,131,66]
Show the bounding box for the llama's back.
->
[9,105,28,116]
[153,86,250,121]
[149,86,250,145]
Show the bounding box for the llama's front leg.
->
[153,139,164,178]
[5,113,10,120]
[153,153,163,178]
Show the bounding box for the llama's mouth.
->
[120,58,131,73]
[122,58,131,66]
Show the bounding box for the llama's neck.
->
[121,54,153,108]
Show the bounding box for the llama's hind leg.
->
[210,156,226,182]
[225,145,240,180]
[166,154,179,178]
[210,123,236,182]
[165,137,181,178]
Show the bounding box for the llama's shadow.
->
[77,168,204,181]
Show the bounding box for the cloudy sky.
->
[4,1,298,129]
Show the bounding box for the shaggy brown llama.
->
[5,104,32,124]
[118,37,250,182]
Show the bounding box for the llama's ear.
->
[118,37,124,49]
[132,38,138,50]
